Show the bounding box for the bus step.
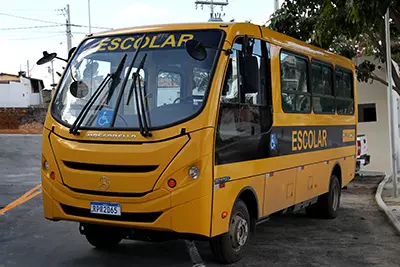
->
[256,216,270,225]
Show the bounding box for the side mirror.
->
[243,54,260,94]
[185,39,207,61]
[37,51,57,65]
[37,51,68,65]
[69,80,88,98]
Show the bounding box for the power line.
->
[5,34,65,40]
[0,25,63,30]
[1,30,87,35]
[0,12,113,30]
[0,12,64,25]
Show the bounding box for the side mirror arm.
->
[56,56,68,63]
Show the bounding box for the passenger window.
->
[335,69,354,115]
[221,47,240,104]
[280,52,310,113]
[156,71,181,106]
[311,62,335,114]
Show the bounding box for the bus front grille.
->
[63,161,158,173]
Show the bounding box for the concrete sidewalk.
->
[378,176,400,235]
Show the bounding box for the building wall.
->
[30,93,41,106]
[0,73,19,82]
[355,56,393,174]
[0,76,43,107]
[0,81,30,107]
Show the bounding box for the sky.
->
[0,0,279,88]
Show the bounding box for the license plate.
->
[90,202,121,216]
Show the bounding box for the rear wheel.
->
[210,200,250,264]
[306,174,341,219]
[82,224,123,249]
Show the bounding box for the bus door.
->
[212,36,274,234]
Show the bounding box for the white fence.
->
[0,81,31,107]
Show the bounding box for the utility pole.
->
[88,0,92,34]
[385,8,398,197]
[65,4,72,53]
[27,60,30,77]
[195,0,229,22]
[50,60,55,87]
[274,0,279,11]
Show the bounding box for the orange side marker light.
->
[221,211,228,219]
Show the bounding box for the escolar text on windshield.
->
[96,33,195,52]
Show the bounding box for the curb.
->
[375,175,400,236]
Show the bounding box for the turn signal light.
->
[50,172,56,180]
[221,211,228,219]
[168,178,177,188]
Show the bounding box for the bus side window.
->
[312,62,335,114]
[280,52,311,113]
[335,68,354,115]
[217,46,240,144]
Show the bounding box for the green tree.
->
[268,0,400,95]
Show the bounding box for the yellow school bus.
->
[39,22,357,264]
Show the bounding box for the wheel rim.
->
[332,182,339,211]
[229,212,249,252]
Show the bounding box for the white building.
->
[0,72,44,107]
[355,56,400,176]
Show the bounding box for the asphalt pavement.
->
[1,135,400,267]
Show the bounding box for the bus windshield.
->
[51,30,223,130]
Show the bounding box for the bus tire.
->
[83,224,123,249]
[209,200,250,264]
[306,174,341,219]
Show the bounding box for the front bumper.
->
[42,177,212,237]
[356,155,370,171]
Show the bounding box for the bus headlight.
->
[188,166,200,179]
[43,160,49,171]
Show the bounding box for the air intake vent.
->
[63,161,158,173]
[60,203,162,223]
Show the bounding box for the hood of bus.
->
[48,131,190,194]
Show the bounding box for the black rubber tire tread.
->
[209,200,250,264]
[84,224,123,249]
[306,174,341,219]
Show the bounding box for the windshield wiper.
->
[69,74,111,135]
[110,34,151,138]
[69,53,128,135]
[126,54,151,137]
[106,54,128,104]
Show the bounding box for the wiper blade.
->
[126,53,146,105]
[128,54,152,137]
[110,34,147,131]
[69,74,112,135]
[69,53,128,135]
[107,53,128,104]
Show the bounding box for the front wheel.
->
[306,174,341,219]
[210,200,250,264]
[82,224,123,249]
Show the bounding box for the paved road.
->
[1,135,400,267]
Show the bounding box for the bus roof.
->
[90,22,354,69]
